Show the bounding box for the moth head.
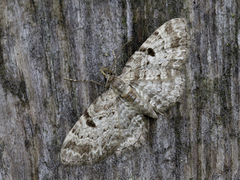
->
[100,68,115,87]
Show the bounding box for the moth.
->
[61,18,189,166]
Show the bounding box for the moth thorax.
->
[110,77,129,95]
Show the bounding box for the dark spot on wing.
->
[63,140,76,149]
[145,40,151,44]
[165,21,173,34]
[171,37,181,48]
[83,110,96,127]
[139,47,146,52]
[64,141,92,155]
[134,70,140,79]
[144,73,147,79]
[83,110,90,119]
[153,31,159,36]
[86,119,96,127]
[72,127,76,134]
[147,48,155,56]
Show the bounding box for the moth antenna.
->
[112,50,117,73]
[110,38,133,73]
[64,78,106,87]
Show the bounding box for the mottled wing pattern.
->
[120,18,188,112]
[115,97,147,152]
[61,89,146,165]
[61,18,188,166]
[61,89,119,165]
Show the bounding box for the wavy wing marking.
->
[120,18,188,113]
[61,89,120,165]
[121,18,188,80]
[61,89,147,165]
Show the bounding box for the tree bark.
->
[0,0,239,179]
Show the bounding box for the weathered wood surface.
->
[0,0,239,179]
